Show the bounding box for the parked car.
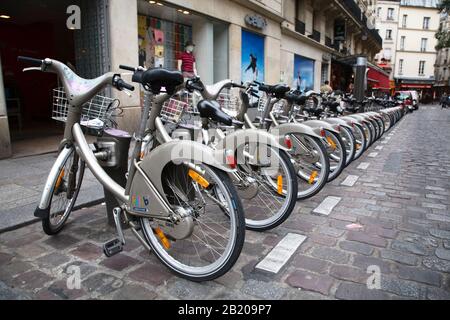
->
[396,90,419,110]
[394,91,414,113]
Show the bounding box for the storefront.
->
[395,78,435,102]
[367,65,390,96]
[330,58,354,92]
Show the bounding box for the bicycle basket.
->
[217,90,240,117]
[160,98,189,124]
[52,88,120,129]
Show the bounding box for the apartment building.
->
[434,10,450,94]
[0,0,382,158]
[374,0,401,82]
[394,0,439,94]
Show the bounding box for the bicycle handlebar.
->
[18,56,43,67]
[119,64,137,72]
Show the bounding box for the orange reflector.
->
[326,136,337,150]
[308,171,318,184]
[284,136,292,149]
[356,143,361,150]
[154,228,171,249]
[277,175,283,195]
[55,169,65,189]
[188,169,210,188]
[140,151,144,159]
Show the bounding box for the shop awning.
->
[367,66,390,90]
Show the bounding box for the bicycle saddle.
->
[197,100,233,126]
[132,68,184,94]
[259,84,290,98]
[285,92,307,105]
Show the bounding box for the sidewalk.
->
[0,152,104,232]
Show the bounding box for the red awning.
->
[367,66,390,90]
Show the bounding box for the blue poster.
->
[241,30,265,84]
[293,55,315,92]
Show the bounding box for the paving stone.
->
[391,240,428,256]
[83,272,124,295]
[334,282,391,300]
[422,202,447,210]
[167,278,220,300]
[0,281,31,300]
[435,248,450,261]
[112,284,157,300]
[317,226,345,238]
[43,235,81,250]
[346,231,387,247]
[69,242,103,261]
[128,263,172,287]
[380,277,425,299]
[311,246,350,264]
[35,252,71,269]
[339,240,374,256]
[395,265,442,287]
[422,257,450,272]
[11,270,54,291]
[100,253,140,271]
[15,243,48,259]
[426,214,450,223]
[426,287,450,300]
[380,249,419,266]
[429,228,450,239]
[45,279,86,300]
[285,270,334,295]
[240,279,286,300]
[329,265,367,284]
[292,254,330,274]
[0,252,14,265]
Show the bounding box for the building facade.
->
[434,10,450,94]
[0,0,382,159]
[375,0,439,95]
[374,0,401,82]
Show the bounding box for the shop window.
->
[241,30,265,84]
[293,55,315,92]
[138,15,192,70]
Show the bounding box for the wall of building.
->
[394,6,439,79]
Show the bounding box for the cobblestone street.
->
[1,105,450,300]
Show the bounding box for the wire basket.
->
[160,98,189,123]
[52,88,120,129]
[217,90,240,117]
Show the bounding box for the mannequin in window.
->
[177,41,198,79]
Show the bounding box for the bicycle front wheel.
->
[233,145,298,231]
[42,146,85,235]
[140,163,245,282]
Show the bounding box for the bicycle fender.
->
[301,120,340,134]
[322,118,352,131]
[269,122,322,141]
[214,128,288,152]
[34,146,74,218]
[128,140,233,216]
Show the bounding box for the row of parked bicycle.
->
[19,56,408,281]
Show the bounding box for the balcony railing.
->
[308,30,321,42]
[340,0,382,46]
[295,19,305,35]
[325,36,333,48]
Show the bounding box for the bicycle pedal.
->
[103,238,123,257]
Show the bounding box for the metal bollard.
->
[96,128,131,226]
[354,56,367,113]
